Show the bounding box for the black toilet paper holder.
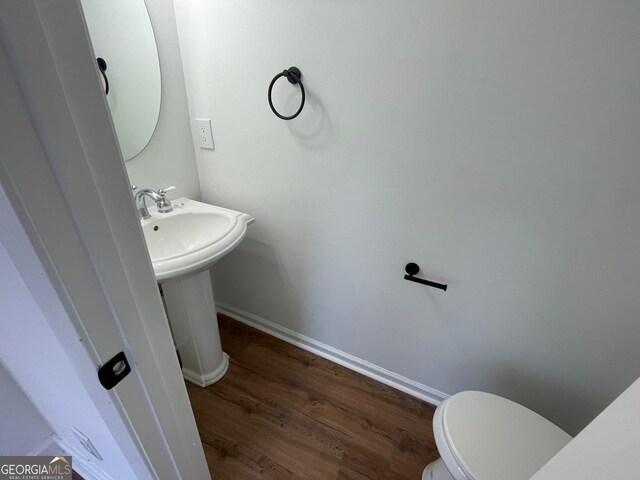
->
[404,263,447,291]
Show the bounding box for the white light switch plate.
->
[195,118,214,150]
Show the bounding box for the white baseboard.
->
[52,436,115,480]
[216,302,449,407]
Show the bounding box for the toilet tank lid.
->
[437,391,572,480]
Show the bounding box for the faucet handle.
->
[156,186,175,214]
[131,185,138,192]
[158,186,176,196]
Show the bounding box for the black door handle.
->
[98,351,131,390]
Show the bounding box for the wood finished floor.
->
[186,314,438,480]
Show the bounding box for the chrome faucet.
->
[133,185,175,220]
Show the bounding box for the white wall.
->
[0,362,52,456]
[123,0,200,200]
[174,0,640,434]
[532,376,640,479]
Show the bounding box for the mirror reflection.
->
[81,0,162,161]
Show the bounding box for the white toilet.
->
[423,391,572,480]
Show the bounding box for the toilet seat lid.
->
[437,391,572,480]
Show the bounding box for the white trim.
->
[24,434,114,480]
[216,303,449,406]
[182,353,230,387]
[26,435,57,457]
[53,437,115,480]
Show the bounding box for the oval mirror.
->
[80,0,161,161]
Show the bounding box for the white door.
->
[0,1,210,479]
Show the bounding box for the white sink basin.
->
[141,197,254,281]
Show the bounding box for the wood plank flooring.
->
[186,314,439,479]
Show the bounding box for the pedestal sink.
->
[141,197,254,386]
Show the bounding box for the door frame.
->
[0,1,210,478]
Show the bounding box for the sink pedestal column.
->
[161,269,228,387]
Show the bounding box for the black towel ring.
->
[97,57,109,95]
[268,66,305,120]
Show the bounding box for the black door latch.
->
[98,351,131,390]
